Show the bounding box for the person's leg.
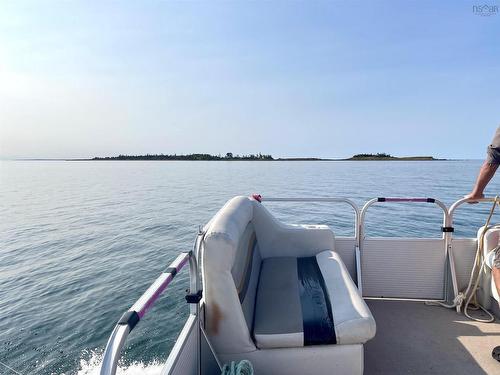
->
[494,246,500,298]
[465,161,498,202]
[493,267,500,298]
[493,252,500,362]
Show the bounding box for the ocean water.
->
[1,160,499,375]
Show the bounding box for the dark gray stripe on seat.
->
[297,256,337,345]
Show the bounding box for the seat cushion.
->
[253,257,304,348]
[253,251,376,349]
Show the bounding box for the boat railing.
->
[358,197,450,301]
[263,196,498,308]
[99,247,201,375]
[262,197,363,290]
[261,197,360,242]
[360,197,449,239]
[449,196,499,222]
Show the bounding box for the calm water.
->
[1,160,499,374]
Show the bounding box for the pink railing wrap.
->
[134,253,190,318]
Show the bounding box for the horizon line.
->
[1,157,484,162]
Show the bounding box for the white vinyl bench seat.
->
[202,196,376,374]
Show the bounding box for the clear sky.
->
[0,1,498,159]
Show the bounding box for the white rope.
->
[426,292,464,309]
[221,360,254,375]
[427,197,499,323]
[460,197,500,323]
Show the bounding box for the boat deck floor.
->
[365,300,500,375]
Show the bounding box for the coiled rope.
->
[221,360,254,375]
[461,196,500,322]
[429,197,500,322]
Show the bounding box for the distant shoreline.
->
[9,154,451,162]
[88,153,445,161]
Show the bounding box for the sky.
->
[0,1,499,159]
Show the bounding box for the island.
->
[92,153,274,161]
[344,153,440,161]
[90,152,442,161]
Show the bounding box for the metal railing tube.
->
[260,196,362,290]
[446,196,499,312]
[449,197,499,222]
[100,324,130,375]
[359,197,450,302]
[359,197,449,240]
[99,251,193,375]
[189,253,200,316]
[261,197,361,246]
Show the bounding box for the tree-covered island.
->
[345,153,439,161]
[92,153,274,161]
[91,152,441,161]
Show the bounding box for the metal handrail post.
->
[359,197,450,301]
[190,231,204,375]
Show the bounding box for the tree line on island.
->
[352,153,392,158]
[92,152,438,161]
[347,153,437,161]
[92,153,274,161]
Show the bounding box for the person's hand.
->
[464,192,484,204]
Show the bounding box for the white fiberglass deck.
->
[365,300,500,375]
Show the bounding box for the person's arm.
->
[465,161,499,201]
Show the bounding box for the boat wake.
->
[76,352,164,375]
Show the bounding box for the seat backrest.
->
[202,196,261,354]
